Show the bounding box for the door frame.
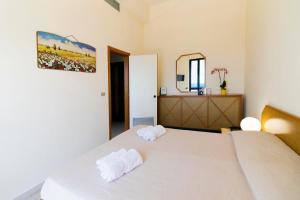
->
[108,46,130,140]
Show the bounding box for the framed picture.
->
[36,31,96,73]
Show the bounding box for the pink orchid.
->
[211,67,229,88]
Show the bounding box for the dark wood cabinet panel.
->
[158,95,244,132]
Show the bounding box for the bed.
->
[41,106,300,200]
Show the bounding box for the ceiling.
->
[118,0,171,22]
[142,0,170,6]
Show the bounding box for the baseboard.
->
[14,182,44,200]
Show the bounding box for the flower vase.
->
[220,88,227,95]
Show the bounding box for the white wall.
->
[0,0,144,199]
[245,0,300,117]
[5,0,299,198]
[144,0,246,95]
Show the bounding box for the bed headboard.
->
[261,105,300,155]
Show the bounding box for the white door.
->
[129,54,157,128]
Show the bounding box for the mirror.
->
[176,53,206,93]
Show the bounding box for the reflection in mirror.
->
[176,53,206,93]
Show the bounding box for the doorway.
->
[108,46,130,139]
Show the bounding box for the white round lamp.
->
[240,117,261,131]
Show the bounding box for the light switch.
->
[101,92,106,96]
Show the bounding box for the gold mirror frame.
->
[176,52,206,93]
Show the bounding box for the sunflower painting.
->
[36,31,96,73]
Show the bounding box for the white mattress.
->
[41,127,254,200]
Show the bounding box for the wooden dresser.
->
[158,95,244,132]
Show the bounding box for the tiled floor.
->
[111,121,125,138]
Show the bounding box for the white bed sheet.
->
[41,127,253,200]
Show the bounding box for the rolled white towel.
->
[137,126,157,142]
[137,125,166,142]
[96,149,127,182]
[153,125,166,138]
[119,149,143,173]
[96,149,143,182]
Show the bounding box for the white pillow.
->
[231,131,300,200]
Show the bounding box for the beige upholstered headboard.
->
[261,105,300,155]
